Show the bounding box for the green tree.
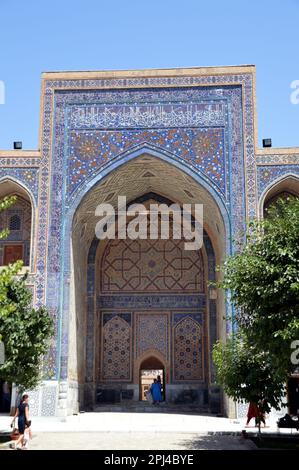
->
[213,197,299,415]
[213,335,287,431]
[0,269,54,390]
[0,195,17,242]
[0,195,54,390]
[0,196,19,325]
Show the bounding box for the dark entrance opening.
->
[288,377,299,415]
[139,357,165,401]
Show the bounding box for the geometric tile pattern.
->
[44,76,250,382]
[102,316,131,381]
[0,167,39,202]
[101,237,204,293]
[41,386,57,416]
[173,316,202,381]
[135,313,169,360]
[69,128,225,194]
[257,164,299,196]
[87,215,214,390]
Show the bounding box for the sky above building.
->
[0,0,298,149]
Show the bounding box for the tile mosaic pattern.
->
[26,389,40,416]
[257,165,299,196]
[88,224,214,389]
[135,313,169,360]
[102,315,131,381]
[43,76,250,382]
[0,167,39,202]
[3,72,284,393]
[98,294,206,309]
[69,128,225,195]
[101,237,204,293]
[41,386,57,416]
[256,153,299,165]
[173,316,203,381]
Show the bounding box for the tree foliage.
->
[0,195,17,241]
[213,335,287,413]
[0,196,19,328]
[0,194,54,390]
[0,268,54,390]
[213,197,299,411]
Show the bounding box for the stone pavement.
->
[0,411,294,450]
[26,432,256,450]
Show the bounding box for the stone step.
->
[93,403,211,414]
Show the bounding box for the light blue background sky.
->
[0,0,298,150]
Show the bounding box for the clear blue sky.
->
[0,0,298,150]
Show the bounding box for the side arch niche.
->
[260,174,299,218]
[0,178,34,267]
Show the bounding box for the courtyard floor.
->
[1,411,295,450]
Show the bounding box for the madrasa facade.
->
[0,65,298,417]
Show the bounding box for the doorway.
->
[139,357,165,401]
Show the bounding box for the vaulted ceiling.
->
[72,154,226,258]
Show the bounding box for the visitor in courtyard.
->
[10,394,30,449]
[245,402,258,426]
[150,378,162,405]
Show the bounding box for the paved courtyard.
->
[0,411,289,450]
[25,431,255,450]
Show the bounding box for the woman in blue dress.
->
[11,394,30,449]
[150,379,162,404]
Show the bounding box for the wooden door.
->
[3,245,23,264]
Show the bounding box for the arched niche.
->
[0,178,34,267]
[260,174,299,218]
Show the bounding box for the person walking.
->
[245,402,258,427]
[10,394,30,449]
[150,379,162,405]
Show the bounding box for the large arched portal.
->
[69,153,228,412]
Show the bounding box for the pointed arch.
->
[0,177,35,268]
[68,145,230,241]
[259,173,299,218]
[62,149,227,411]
